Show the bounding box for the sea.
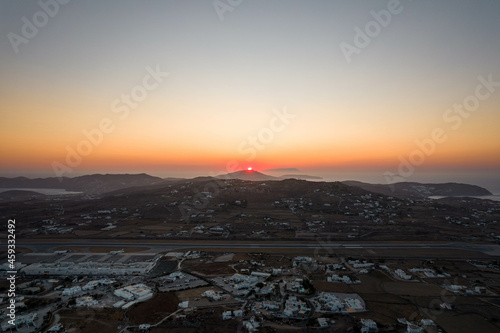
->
[0,188,82,195]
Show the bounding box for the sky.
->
[0,0,499,189]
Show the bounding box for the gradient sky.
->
[0,0,499,185]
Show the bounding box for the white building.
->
[316,293,343,312]
[169,272,184,280]
[124,284,151,298]
[82,280,100,291]
[406,323,424,333]
[178,301,189,309]
[259,284,275,295]
[395,269,412,280]
[114,289,134,301]
[317,317,329,328]
[114,284,152,303]
[293,257,315,266]
[328,274,353,284]
[122,300,138,310]
[420,319,436,326]
[360,318,378,332]
[251,271,271,278]
[229,274,258,284]
[243,317,260,332]
[113,300,126,308]
[62,286,82,296]
[76,296,98,307]
[202,290,222,301]
[261,301,280,311]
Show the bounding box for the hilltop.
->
[343,181,492,199]
[0,173,166,194]
[216,170,279,181]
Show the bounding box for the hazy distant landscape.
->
[1,172,500,333]
[1,1,500,332]
[2,172,499,243]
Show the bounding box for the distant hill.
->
[279,174,322,180]
[0,190,46,202]
[0,190,45,197]
[0,173,165,194]
[342,181,492,199]
[216,170,278,181]
[264,168,301,173]
[262,168,322,180]
[1,173,491,199]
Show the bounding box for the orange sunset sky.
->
[0,1,499,188]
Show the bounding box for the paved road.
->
[11,240,500,255]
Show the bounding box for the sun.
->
[247,167,253,171]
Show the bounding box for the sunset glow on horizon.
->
[0,1,499,190]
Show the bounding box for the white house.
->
[361,318,378,332]
[317,317,329,328]
[114,289,134,301]
[222,311,233,320]
[62,286,82,296]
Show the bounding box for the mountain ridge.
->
[342,180,492,199]
[0,173,493,198]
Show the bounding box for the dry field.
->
[313,281,354,293]
[382,281,446,297]
[126,292,179,325]
[183,261,238,276]
[433,312,500,333]
[58,308,123,333]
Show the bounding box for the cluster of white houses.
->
[327,274,361,284]
[113,284,153,309]
[60,279,114,296]
[202,289,222,301]
[394,269,412,280]
[223,273,271,291]
[312,292,365,313]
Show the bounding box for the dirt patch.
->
[58,308,123,333]
[16,247,33,253]
[74,230,102,237]
[183,262,237,276]
[350,271,389,294]
[434,312,500,333]
[313,281,354,293]
[127,292,179,325]
[382,281,445,297]
[155,308,240,332]
[233,252,252,261]
[214,253,235,262]
[151,329,196,333]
